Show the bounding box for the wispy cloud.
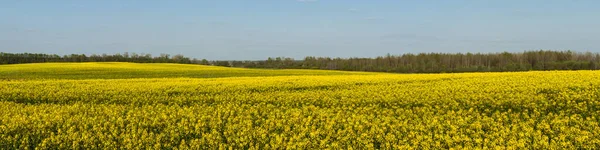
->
[347,8,359,12]
[380,33,442,41]
[364,16,384,20]
[297,0,318,2]
[10,28,39,33]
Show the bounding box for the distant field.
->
[1,62,600,149]
[0,62,371,80]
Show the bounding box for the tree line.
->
[231,50,600,73]
[0,52,196,64]
[2,50,599,73]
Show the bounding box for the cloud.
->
[364,16,384,20]
[9,28,39,33]
[69,4,85,8]
[347,8,359,12]
[380,33,443,42]
[24,28,37,32]
[42,41,56,45]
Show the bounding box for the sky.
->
[1,0,599,60]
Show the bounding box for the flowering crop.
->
[1,63,600,149]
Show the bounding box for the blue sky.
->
[1,0,599,60]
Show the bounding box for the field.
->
[1,62,600,149]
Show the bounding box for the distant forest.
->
[2,50,599,73]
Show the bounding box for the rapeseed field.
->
[1,62,599,149]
